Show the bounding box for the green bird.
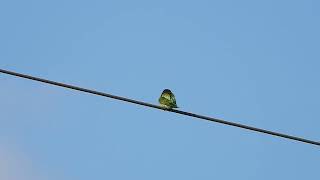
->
[158,89,178,109]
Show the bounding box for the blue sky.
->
[1,0,319,179]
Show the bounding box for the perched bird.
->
[158,89,178,109]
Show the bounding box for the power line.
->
[1,68,319,147]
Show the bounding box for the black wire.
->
[1,68,319,147]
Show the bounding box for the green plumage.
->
[158,89,178,109]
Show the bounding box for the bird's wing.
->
[171,93,177,104]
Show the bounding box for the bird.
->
[158,89,178,109]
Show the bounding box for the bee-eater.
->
[158,89,178,109]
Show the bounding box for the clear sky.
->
[1,0,320,179]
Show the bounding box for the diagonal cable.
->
[1,68,319,146]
